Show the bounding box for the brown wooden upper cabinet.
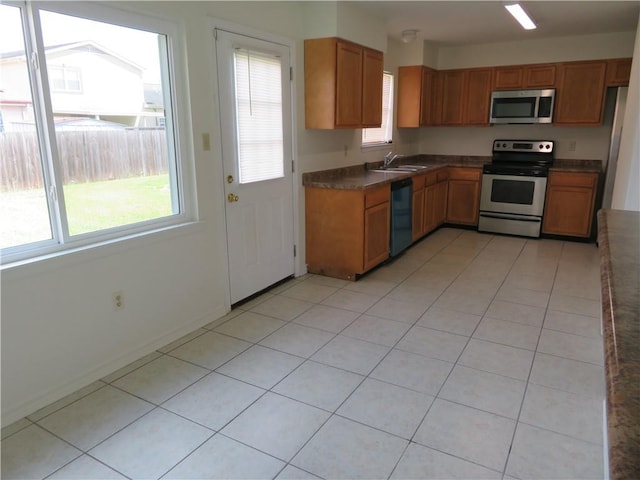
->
[397,65,436,127]
[361,48,384,127]
[606,58,632,86]
[493,64,556,89]
[437,70,466,125]
[399,67,492,127]
[554,61,607,125]
[464,68,493,125]
[397,57,630,128]
[304,37,383,129]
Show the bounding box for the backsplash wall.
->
[418,124,612,162]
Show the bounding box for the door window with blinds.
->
[362,71,394,146]
[234,49,284,184]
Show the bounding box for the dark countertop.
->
[597,209,640,480]
[303,155,601,190]
[551,158,603,173]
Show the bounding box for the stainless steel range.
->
[478,139,554,238]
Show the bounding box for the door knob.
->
[227,193,239,202]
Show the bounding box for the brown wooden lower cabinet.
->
[412,168,448,242]
[305,185,390,280]
[446,167,481,225]
[542,171,598,238]
[425,169,449,233]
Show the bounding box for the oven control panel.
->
[493,140,554,153]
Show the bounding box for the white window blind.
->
[234,49,284,184]
[362,71,394,145]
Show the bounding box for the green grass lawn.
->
[1,175,173,249]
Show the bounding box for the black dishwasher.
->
[390,178,413,257]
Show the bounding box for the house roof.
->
[0,40,144,73]
[144,83,163,107]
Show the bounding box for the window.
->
[234,49,284,184]
[0,3,188,263]
[49,65,82,92]
[362,71,394,146]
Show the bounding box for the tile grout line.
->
[497,238,564,477]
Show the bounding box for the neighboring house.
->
[0,40,163,130]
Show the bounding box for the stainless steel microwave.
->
[489,89,555,124]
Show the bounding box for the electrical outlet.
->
[112,291,124,311]
[568,140,577,152]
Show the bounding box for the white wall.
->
[436,31,636,69]
[612,14,640,211]
[0,0,308,426]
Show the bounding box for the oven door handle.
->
[479,212,542,223]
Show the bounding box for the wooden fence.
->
[0,129,168,191]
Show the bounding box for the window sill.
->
[1,220,204,277]
[361,141,393,152]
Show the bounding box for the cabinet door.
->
[494,66,523,89]
[424,184,437,233]
[420,67,436,126]
[364,202,390,270]
[524,64,556,88]
[543,186,595,237]
[434,180,448,227]
[335,41,363,127]
[446,180,480,225]
[606,58,632,86]
[362,48,383,127]
[465,68,493,125]
[439,70,466,125]
[555,61,607,125]
[412,187,425,240]
[542,172,597,237]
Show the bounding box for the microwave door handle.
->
[533,95,540,117]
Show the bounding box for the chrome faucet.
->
[383,151,402,168]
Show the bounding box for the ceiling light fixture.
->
[401,29,419,43]
[504,2,537,30]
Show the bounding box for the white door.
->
[215,29,295,304]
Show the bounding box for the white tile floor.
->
[1,228,607,479]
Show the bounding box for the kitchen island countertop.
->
[597,208,640,480]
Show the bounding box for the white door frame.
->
[209,18,302,308]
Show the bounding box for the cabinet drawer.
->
[549,172,597,188]
[447,167,481,181]
[365,186,390,208]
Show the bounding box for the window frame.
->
[1,1,195,266]
[48,64,83,93]
[362,70,394,148]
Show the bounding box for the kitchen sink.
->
[370,165,428,173]
[400,165,429,170]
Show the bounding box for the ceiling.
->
[352,1,640,46]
